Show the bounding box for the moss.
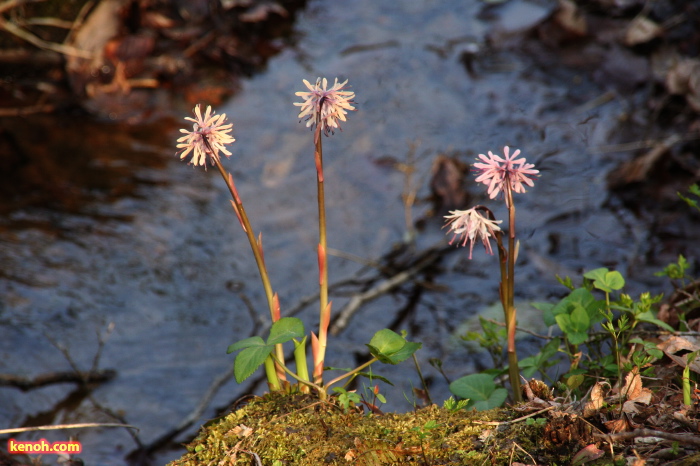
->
[168,392,595,465]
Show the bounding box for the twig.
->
[91,322,114,373]
[513,441,537,465]
[472,405,556,426]
[0,370,115,390]
[592,132,700,154]
[574,90,616,114]
[0,0,44,15]
[64,0,94,46]
[330,243,449,335]
[0,423,138,435]
[0,103,55,116]
[596,428,700,448]
[0,16,93,58]
[241,450,263,466]
[136,365,237,454]
[482,317,553,340]
[23,17,74,28]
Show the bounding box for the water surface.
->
[1,1,695,464]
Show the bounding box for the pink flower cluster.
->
[176,105,235,168]
[294,78,356,137]
[444,208,502,259]
[473,146,538,200]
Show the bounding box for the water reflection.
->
[1,1,698,465]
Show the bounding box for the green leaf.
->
[584,268,625,292]
[566,374,584,390]
[550,288,596,317]
[555,310,588,345]
[366,329,421,364]
[384,340,422,364]
[234,346,274,383]
[604,270,625,290]
[449,373,508,411]
[555,275,575,290]
[227,336,265,354]
[354,371,394,385]
[635,311,675,332]
[368,329,406,355]
[267,317,305,345]
[532,301,556,327]
[679,185,700,212]
[569,304,591,332]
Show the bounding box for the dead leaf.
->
[228,424,253,438]
[583,382,605,417]
[617,369,652,413]
[624,16,662,46]
[657,334,700,354]
[571,444,604,465]
[622,369,643,400]
[606,134,682,187]
[665,59,700,95]
[665,59,700,112]
[657,303,679,328]
[554,0,587,37]
[604,417,630,433]
[430,155,468,212]
[528,378,553,401]
[657,335,700,374]
[240,3,287,22]
[622,389,653,414]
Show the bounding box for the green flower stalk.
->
[445,146,538,403]
[295,77,356,385]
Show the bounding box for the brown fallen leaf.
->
[657,335,700,374]
[553,0,587,38]
[665,58,700,112]
[571,444,604,465]
[605,417,630,434]
[624,16,662,46]
[583,382,605,417]
[606,134,682,188]
[429,154,469,213]
[620,368,643,400]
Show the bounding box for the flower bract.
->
[473,146,539,200]
[294,77,356,137]
[177,104,235,167]
[444,208,502,259]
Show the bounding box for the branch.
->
[0,16,93,58]
[0,369,115,390]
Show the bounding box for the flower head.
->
[294,77,356,138]
[473,146,539,200]
[444,208,502,259]
[176,105,235,168]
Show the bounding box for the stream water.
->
[1,0,697,464]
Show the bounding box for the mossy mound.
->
[168,392,589,465]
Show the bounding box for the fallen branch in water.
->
[0,422,138,435]
[330,242,451,335]
[0,369,116,391]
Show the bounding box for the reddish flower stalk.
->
[294,77,356,385]
[445,146,539,404]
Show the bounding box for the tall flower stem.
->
[314,130,330,385]
[503,187,522,402]
[470,146,537,403]
[213,155,287,384]
[294,77,356,386]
